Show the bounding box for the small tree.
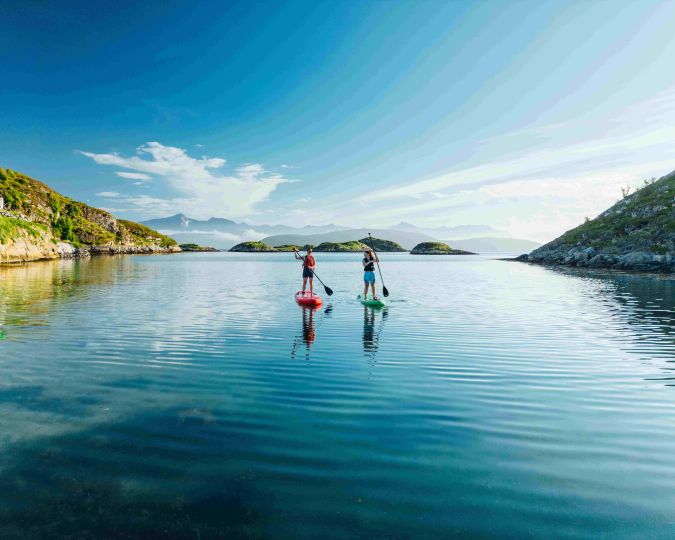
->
[621,185,632,198]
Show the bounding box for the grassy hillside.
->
[524,171,674,272]
[556,173,674,254]
[0,167,176,248]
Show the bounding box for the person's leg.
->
[371,282,377,298]
[302,276,307,293]
[363,278,368,298]
[309,276,314,295]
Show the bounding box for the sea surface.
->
[0,252,674,539]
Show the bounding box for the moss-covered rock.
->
[410,242,474,255]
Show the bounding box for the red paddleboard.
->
[295,291,323,308]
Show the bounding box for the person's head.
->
[365,249,373,259]
[307,247,313,255]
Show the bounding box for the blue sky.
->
[2,0,675,241]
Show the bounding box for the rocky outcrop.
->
[410,242,475,255]
[0,167,179,265]
[518,171,674,274]
[0,223,58,263]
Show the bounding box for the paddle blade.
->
[324,285,334,296]
[383,285,389,297]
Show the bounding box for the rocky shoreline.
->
[515,247,673,274]
[515,171,674,275]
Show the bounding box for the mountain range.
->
[141,213,540,253]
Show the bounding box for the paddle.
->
[294,249,334,296]
[366,233,389,297]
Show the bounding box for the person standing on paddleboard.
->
[294,247,316,295]
[362,248,380,299]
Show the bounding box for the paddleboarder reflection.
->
[291,304,332,359]
[363,306,388,359]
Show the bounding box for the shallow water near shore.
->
[0,252,674,538]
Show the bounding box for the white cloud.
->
[81,142,289,219]
[116,172,152,181]
[96,191,122,198]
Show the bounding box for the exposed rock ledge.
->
[516,248,673,273]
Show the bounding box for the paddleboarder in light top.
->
[294,247,316,296]
[362,248,380,300]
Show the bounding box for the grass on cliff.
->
[0,167,177,248]
[557,172,674,254]
[0,216,47,243]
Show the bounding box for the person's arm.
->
[293,250,304,261]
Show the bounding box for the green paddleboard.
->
[358,294,386,308]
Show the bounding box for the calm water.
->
[0,253,674,539]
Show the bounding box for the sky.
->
[2,0,675,242]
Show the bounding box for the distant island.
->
[178,243,219,252]
[230,237,407,253]
[410,242,475,255]
[1,167,178,264]
[228,238,471,254]
[517,171,674,273]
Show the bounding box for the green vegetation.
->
[358,237,406,252]
[555,172,674,254]
[229,241,276,252]
[0,167,176,249]
[410,242,474,255]
[274,244,303,252]
[314,241,367,252]
[0,216,47,243]
[179,243,218,252]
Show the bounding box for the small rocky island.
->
[229,241,277,252]
[1,167,179,264]
[410,242,475,255]
[517,171,674,273]
[179,243,219,252]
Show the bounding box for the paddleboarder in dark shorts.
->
[294,247,316,295]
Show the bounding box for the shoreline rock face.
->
[1,167,179,265]
[410,242,475,255]
[518,171,674,274]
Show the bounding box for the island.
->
[358,237,406,252]
[517,171,674,273]
[410,242,476,255]
[179,243,219,252]
[0,167,179,264]
[314,241,367,252]
[229,241,277,252]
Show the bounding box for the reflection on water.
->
[363,306,388,359]
[0,253,674,538]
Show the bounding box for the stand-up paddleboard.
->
[296,291,323,308]
[358,294,386,308]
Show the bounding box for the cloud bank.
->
[81,142,289,219]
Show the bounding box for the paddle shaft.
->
[367,233,389,297]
